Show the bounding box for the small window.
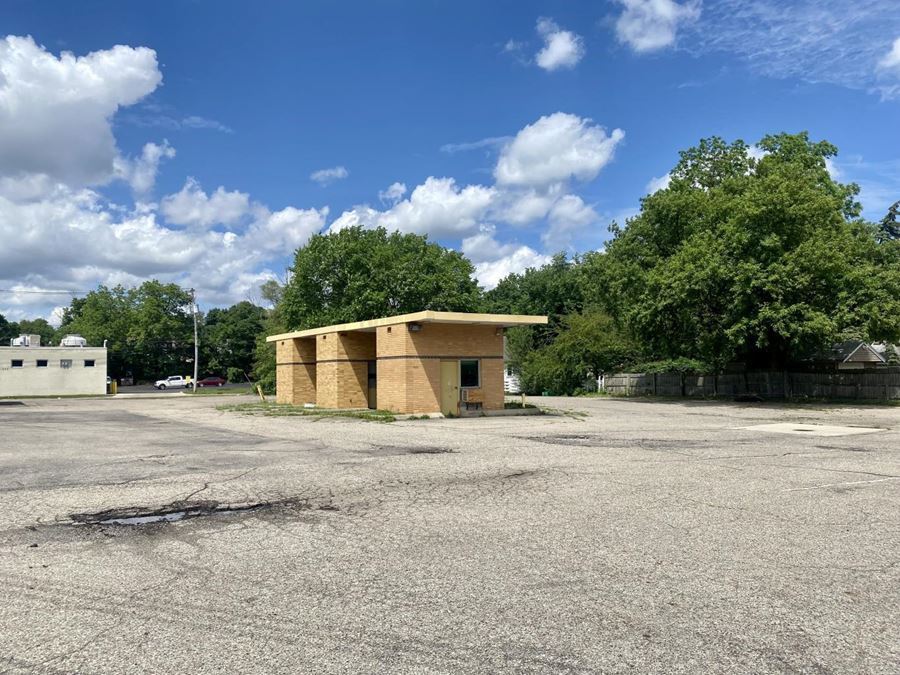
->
[11,359,23,368]
[37,360,48,368]
[84,360,95,367]
[460,359,480,388]
[60,359,72,369]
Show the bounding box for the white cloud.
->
[472,245,552,289]
[330,177,495,238]
[685,1,900,98]
[160,178,251,227]
[248,206,329,253]
[747,145,768,162]
[0,185,327,317]
[543,195,600,250]
[878,37,900,75]
[440,136,511,154]
[0,35,161,188]
[116,140,176,196]
[615,0,700,53]
[310,166,349,185]
[498,186,561,225]
[378,182,407,205]
[460,228,519,264]
[495,113,625,188]
[645,172,671,194]
[180,115,233,133]
[535,18,586,71]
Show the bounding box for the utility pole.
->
[191,288,198,393]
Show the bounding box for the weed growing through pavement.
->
[217,402,396,422]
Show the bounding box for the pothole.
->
[362,445,455,456]
[70,498,331,526]
[528,434,596,447]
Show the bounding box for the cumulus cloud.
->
[0,36,336,320]
[310,166,349,185]
[645,172,671,194]
[378,182,407,205]
[472,245,552,289]
[115,140,176,196]
[330,177,495,238]
[160,178,251,227]
[0,35,161,188]
[543,195,600,250]
[495,113,625,187]
[0,184,327,315]
[615,0,700,53]
[535,18,585,71]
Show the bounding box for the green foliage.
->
[518,310,637,395]
[0,313,19,344]
[280,226,481,330]
[630,358,708,374]
[201,301,266,377]
[57,281,193,381]
[16,318,55,345]
[226,367,246,383]
[590,132,900,370]
[484,253,586,372]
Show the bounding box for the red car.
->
[196,376,227,387]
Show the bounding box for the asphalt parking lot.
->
[0,395,898,674]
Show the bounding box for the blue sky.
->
[1,0,899,322]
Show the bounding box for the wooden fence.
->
[603,370,900,400]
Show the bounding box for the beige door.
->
[440,360,459,416]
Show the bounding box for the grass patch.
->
[504,400,538,409]
[186,386,253,396]
[217,402,396,422]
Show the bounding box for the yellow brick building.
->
[267,311,547,415]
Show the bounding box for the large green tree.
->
[518,310,638,395]
[202,301,267,380]
[16,318,55,345]
[58,281,193,381]
[280,226,481,330]
[0,314,19,344]
[588,132,900,370]
[484,253,587,375]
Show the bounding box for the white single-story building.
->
[0,335,107,397]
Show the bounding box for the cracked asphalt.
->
[0,394,898,673]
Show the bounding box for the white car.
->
[154,375,189,390]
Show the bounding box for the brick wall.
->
[375,322,504,413]
[275,338,316,405]
[316,331,375,409]
[275,322,507,414]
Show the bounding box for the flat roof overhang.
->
[266,311,548,342]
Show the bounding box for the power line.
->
[0,288,92,295]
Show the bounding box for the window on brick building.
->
[460,359,479,388]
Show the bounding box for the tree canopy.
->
[280,226,482,330]
[586,132,900,370]
[58,281,194,380]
